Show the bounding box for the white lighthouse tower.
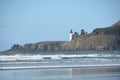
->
[69,29,73,41]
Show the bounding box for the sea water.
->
[0,51,120,80]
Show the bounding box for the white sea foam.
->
[0,64,120,70]
[0,54,120,61]
[0,55,43,61]
[0,53,120,70]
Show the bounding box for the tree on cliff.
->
[73,32,79,39]
[80,29,87,35]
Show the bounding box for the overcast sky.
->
[0,0,120,51]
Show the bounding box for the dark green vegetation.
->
[1,21,120,53]
[93,27,120,36]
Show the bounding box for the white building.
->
[69,29,73,41]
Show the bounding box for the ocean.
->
[0,51,120,80]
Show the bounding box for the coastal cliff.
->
[9,41,70,53]
[1,21,120,53]
[70,21,120,51]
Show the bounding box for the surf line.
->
[0,64,120,70]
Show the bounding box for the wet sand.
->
[0,66,120,80]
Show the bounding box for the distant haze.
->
[0,0,120,51]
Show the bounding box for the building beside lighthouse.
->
[69,29,73,41]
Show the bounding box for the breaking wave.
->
[0,52,120,70]
[0,54,120,61]
[0,64,120,70]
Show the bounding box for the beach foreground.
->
[0,51,120,80]
[0,66,120,80]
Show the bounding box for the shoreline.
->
[1,64,120,70]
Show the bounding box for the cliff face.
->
[9,41,71,53]
[1,21,120,53]
[8,41,74,53]
[71,34,120,51]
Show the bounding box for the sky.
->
[0,0,120,51]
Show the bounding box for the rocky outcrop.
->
[9,41,71,53]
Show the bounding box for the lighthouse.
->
[69,29,73,41]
